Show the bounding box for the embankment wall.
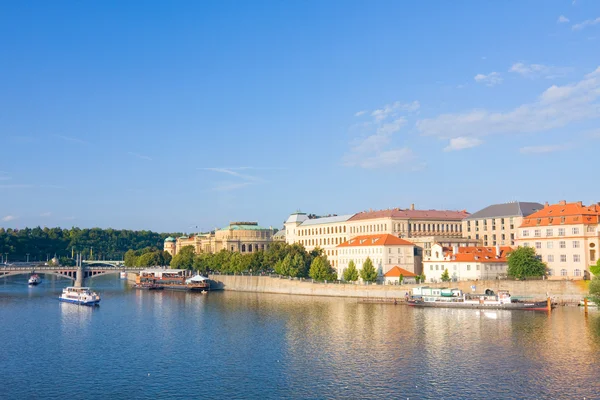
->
[208,275,590,303]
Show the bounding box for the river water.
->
[1,275,599,399]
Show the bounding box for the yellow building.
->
[165,222,274,256]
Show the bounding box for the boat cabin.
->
[138,269,188,285]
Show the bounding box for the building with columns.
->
[516,201,600,280]
[164,222,274,256]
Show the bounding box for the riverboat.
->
[137,269,210,292]
[408,286,551,311]
[133,283,164,290]
[59,287,101,306]
[28,274,41,285]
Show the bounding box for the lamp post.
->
[26,253,30,263]
[4,253,7,264]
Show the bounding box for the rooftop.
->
[384,266,417,278]
[465,201,543,220]
[349,208,469,222]
[299,214,354,226]
[433,245,512,263]
[521,201,600,227]
[219,223,271,231]
[338,234,414,247]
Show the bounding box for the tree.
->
[589,277,600,306]
[399,274,404,285]
[309,256,337,282]
[440,269,451,282]
[590,259,600,277]
[507,246,547,279]
[343,260,359,282]
[124,250,137,267]
[360,257,378,283]
[275,254,292,276]
[170,245,195,270]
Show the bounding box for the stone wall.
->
[208,274,590,303]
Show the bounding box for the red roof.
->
[384,266,417,277]
[440,246,512,263]
[520,201,600,227]
[349,208,469,221]
[337,234,414,247]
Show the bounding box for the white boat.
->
[185,274,209,284]
[119,271,127,279]
[28,274,41,285]
[59,287,101,306]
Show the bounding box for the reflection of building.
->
[164,222,274,256]
[424,243,511,282]
[463,201,543,246]
[337,234,417,280]
[517,201,600,280]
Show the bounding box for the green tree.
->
[399,273,404,285]
[343,260,359,282]
[124,249,138,267]
[275,254,292,276]
[589,277,600,306]
[309,256,337,282]
[170,245,195,270]
[507,246,547,279]
[440,269,451,282]
[590,259,600,277]
[360,257,378,283]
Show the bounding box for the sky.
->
[1,0,600,233]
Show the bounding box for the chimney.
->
[495,244,500,257]
[452,244,458,255]
[410,203,415,210]
[577,201,583,207]
[559,200,567,206]
[544,201,549,207]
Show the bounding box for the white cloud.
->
[371,101,420,122]
[509,62,570,79]
[354,110,367,117]
[53,134,88,144]
[572,17,600,31]
[444,137,483,152]
[519,144,568,154]
[128,152,152,161]
[474,72,502,86]
[417,66,600,143]
[558,15,570,23]
[200,167,268,191]
[2,215,17,222]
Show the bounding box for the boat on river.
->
[133,283,164,290]
[59,287,101,306]
[137,269,210,292]
[28,274,41,285]
[408,287,551,311]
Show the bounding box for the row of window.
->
[299,237,347,247]
[467,218,514,226]
[347,222,462,235]
[522,227,585,237]
[523,240,581,249]
[299,225,346,236]
[549,269,583,276]
[429,264,506,271]
[545,254,581,263]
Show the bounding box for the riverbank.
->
[208,274,590,303]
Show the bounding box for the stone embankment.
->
[208,274,590,303]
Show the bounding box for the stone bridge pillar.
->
[74,265,84,287]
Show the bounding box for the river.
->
[1,275,599,399]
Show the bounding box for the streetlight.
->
[4,253,7,264]
[26,253,30,263]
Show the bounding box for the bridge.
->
[0,264,144,285]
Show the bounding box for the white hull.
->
[59,287,101,306]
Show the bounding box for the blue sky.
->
[1,1,599,232]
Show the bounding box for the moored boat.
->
[408,286,552,311]
[133,283,164,290]
[59,287,101,306]
[28,274,41,285]
[137,269,210,292]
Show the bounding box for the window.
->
[535,242,541,249]
[435,265,439,270]
[476,265,480,270]
[547,242,553,249]
[559,241,566,249]
[548,269,553,276]
[560,255,567,262]
[572,227,580,235]
[546,229,553,237]
[534,229,541,237]
[430,265,433,271]
[573,255,580,262]
[453,265,457,271]
[561,269,567,276]
[573,241,580,248]
[523,242,529,247]
[574,269,581,277]
[522,230,530,237]
[548,255,554,262]
[467,265,471,271]
[587,226,596,233]
[558,228,565,236]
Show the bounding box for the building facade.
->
[423,243,512,282]
[516,201,600,280]
[165,222,274,256]
[337,234,417,280]
[462,201,543,247]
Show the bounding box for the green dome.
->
[165,236,176,242]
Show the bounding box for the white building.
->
[337,234,417,280]
[423,243,512,282]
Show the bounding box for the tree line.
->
[0,227,181,262]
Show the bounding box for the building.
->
[284,212,353,269]
[272,229,286,242]
[516,201,600,280]
[383,266,418,285]
[463,201,543,247]
[165,222,274,256]
[423,243,512,282]
[337,234,417,280]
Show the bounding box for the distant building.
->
[337,234,417,280]
[463,201,543,247]
[516,201,600,280]
[272,229,286,242]
[165,222,274,256]
[383,266,418,285]
[423,243,512,282]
